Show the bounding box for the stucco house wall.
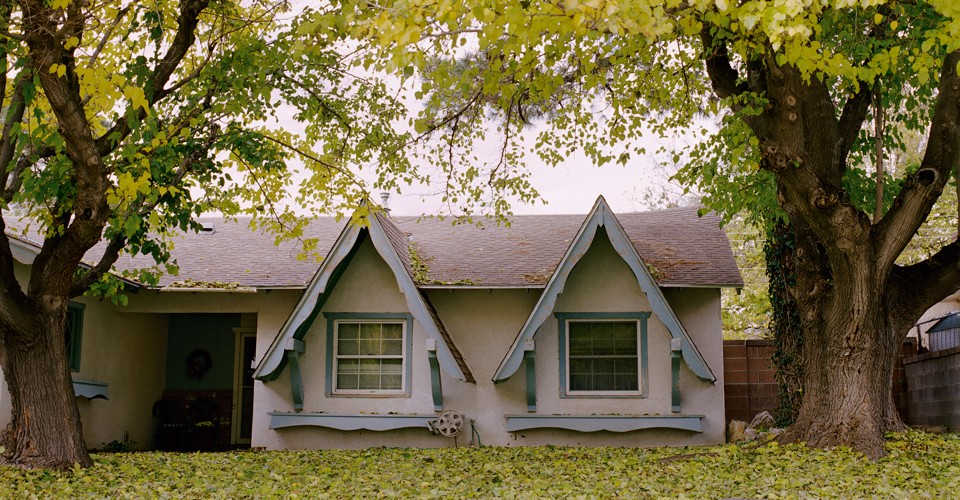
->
[254,238,458,449]
[0,265,301,450]
[0,262,169,450]
[253,230,726,449]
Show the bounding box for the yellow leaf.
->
[874,13,883,24]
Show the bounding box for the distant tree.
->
[338,0,960,457]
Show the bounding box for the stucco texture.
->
[253,230,726,449]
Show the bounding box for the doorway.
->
[232,329,256,445]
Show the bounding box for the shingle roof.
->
[394,206,743,288]
[114,219,346,288]
[105,205,742,289]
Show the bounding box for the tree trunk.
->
[764,223,804,427]
[0,302,92,469]
[778,224,905,459]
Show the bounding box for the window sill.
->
[504,414,702,433]
[268,412,437,431]
[73,379,109,400]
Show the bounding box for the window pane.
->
[568,333,593,356]
[381,323,402,340]
[570,373,591,391]
[566,320,639,392]
[382,339,403,356]
[334,321,405,392]
[356,359,380,389]
[381,359,402,390]
[337,323,359,355]
[614,323,638,355]
[381,375,402,390]
[359,323,381,355]
[336,359,359,390]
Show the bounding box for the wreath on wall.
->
[186,349,213,379]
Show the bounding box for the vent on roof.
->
[199,222,216,234]
[380,192,391,213]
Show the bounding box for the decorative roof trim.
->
[253,212,471,383]
[253,222,362,381]
[492,196,716,383]
[369,213,472,383]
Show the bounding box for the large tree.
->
[336,1,960,457]
[0,0,420,469]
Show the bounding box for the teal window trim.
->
[427,349,443,411]
[324,313,414,397]
[556,312,650,399]
[66,302,85,372]
[524,350,537,412]
[671,339,682,412]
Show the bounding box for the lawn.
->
[2,430,958,498]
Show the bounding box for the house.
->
[0,196,742,450]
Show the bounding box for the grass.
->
[2,430,959,498]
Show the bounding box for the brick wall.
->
[904,345,960,430]
[723,340,777,424]
[723,339,915,425]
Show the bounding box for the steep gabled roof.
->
[493,196,717,383]
[394,207,742,288]
[253,211,474,383]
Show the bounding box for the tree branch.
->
[94,0,211,157]
[699,28,748,100]
[874,51,960,271]
[0,69,30,195]
[0,214,30,320]
[86,6,130,68]
[836,84,872,167]
[891,241,960,321]
[69,123,220,296]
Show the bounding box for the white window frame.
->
[331,319,408,395]
[564,319,642,396]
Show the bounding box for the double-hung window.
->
[332,320,406,395]
[557,313,649,397]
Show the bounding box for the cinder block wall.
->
[904,346,960,430]
[724,339,914,425]
[723,340,777,424]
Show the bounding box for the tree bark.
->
[776,222,905,459]
[0,302,91,469]
[698,38,949,456]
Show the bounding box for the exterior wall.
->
[73,300,168,449]
[904,346,960,430]
[128,289,299,448]
[0,258,301,451]
[722,340,777,424]
[0,262,169,450]
[253,232,727,449]
[253,238,457,449]
[513,232,725,446]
